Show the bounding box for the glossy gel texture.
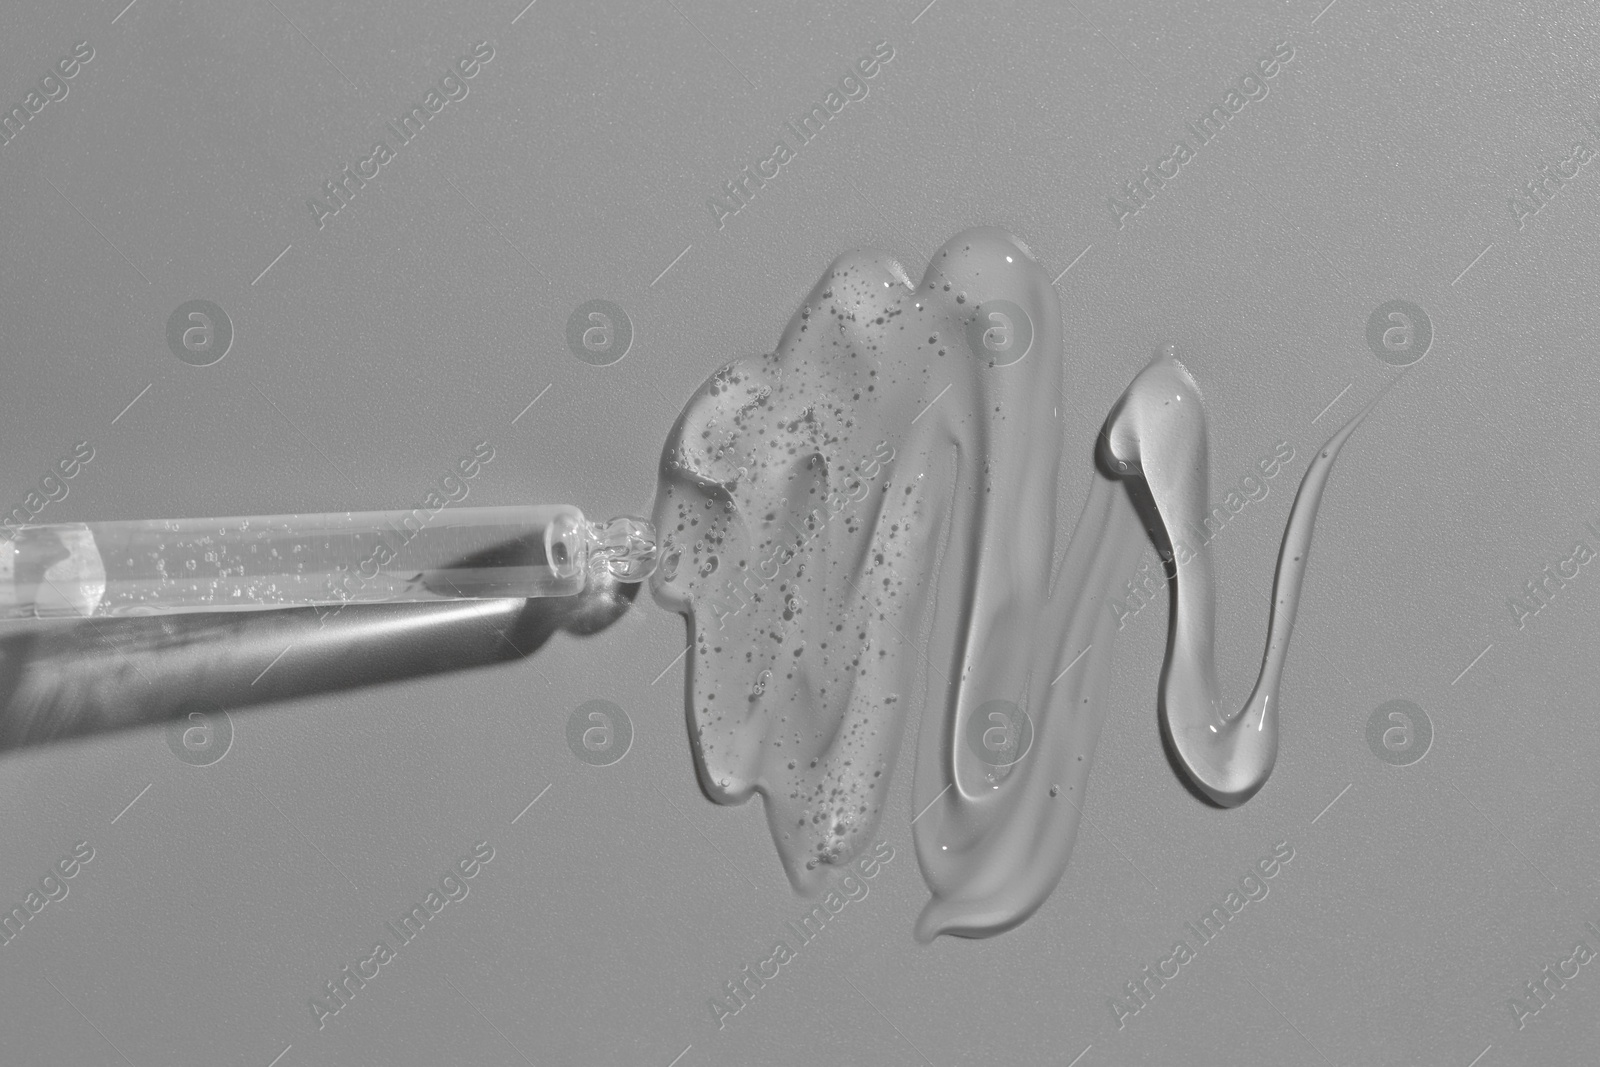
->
[651,228,1373,939]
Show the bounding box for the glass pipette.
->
[0,506,657,621]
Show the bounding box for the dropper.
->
[0,505,658,621]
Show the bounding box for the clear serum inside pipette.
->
[0,507,658,621]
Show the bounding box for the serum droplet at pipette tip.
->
[583,514,661,583]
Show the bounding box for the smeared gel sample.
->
[650,228,1374,940]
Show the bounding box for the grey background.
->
[1,1,1596,1064]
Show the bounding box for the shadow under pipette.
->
[0,572,638,754]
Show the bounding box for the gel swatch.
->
[650,228,1374,940]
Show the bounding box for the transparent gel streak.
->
[650,228,1375,940]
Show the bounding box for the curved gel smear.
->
[650,228,1376,940]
